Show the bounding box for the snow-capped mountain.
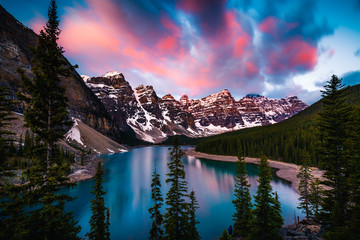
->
[82,72,308,143]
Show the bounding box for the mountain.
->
[82,71,308,143]
[0,5,142,146]
[194,84,360,165]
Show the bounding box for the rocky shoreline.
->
[184,148,324,194]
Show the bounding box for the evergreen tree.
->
[297,150,313,220]
[317,75,352,237]
[17,0,73,170]
[187,190,200,240]
[87,161,110,240]
[348,106,360,240]
[23,129,32,158]
[164,136,189,239]
[17,134,24,157]
[0,86,15,169]
[232,152,252,237]
[0,183,30,240]
[219,229,232,240]
[249,155,283,240]
[149,167,164,240]
[308,177,322,218]
[15,1,80,239]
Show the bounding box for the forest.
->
[195,84,360,166]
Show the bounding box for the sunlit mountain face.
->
[3,0,360,104]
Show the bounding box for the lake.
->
[62,146,304,239]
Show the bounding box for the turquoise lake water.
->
[62,146,304,239]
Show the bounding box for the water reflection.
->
[62,146,304,240]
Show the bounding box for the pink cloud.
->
[266,38,317,74]
[259,17,278,33]
[26,0,320,99]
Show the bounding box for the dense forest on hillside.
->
[195,84,360,166]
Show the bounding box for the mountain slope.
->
[194,84,360,165]
[0,5,143,146]
[83,72,308,143]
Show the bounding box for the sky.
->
[1,0,360,104]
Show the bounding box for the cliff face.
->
[0,5,128,141]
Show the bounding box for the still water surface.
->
[62,146,304,239]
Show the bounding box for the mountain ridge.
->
[82,71,308,143]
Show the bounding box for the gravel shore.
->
[185,149,324,194]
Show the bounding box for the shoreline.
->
[185,149,324,194]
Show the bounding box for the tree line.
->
[195,84,360,167]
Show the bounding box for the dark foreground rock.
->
[280,219,324,240]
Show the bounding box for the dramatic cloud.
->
[20,0,360,103]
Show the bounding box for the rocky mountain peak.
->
[101,70,123,78]
[82,70,308,143]
[162,94,175,101]
[84,72,127,88]
[179,94,189,105]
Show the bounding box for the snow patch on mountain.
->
[102,71,122,78]
[82,71,308,143]
[65,119,84,145]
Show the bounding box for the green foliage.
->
[149,167,164,240]
[308,177,322,218]
[17,0,73,167]
[249,155,283,240]
[232,152,253,237]
[0,85,16,168]
[1,1,81,239]
[297,150,313,219]
[163,137,189,239]
[317,75,352,237]
[195,84,360,166]
[0,183,30,240]
[219,229,232,240]
[348,106,360,240]
[187,190,200,240]
[81,150,85,166]
[87,161,110,240]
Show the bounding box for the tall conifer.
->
[249,155,283,240]
[187,190,200,240]
[232,152,252,237]
[164,136,189,239]
[87,161,110,240]
[317,75,352,237]
[297,150,313,220]
[149,167,164,240]
[16,1,80,238]
[0,86,15,168]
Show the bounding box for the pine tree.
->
[164,136,189,239]
[15,1,80,239]
[17,0,73,171]
[317,75,352,237]
[232,152,252,237]
[219,229,232,240]
[0,86,15,169]
[249,155,283,240]
[87,161,110,240]
[308,177,322,218]
[149,167,164,240]
[187,190,200,240]
[17,134,24,157]
[297,150,313,220]
[348,106,360,240]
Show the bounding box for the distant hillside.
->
[194,84,360,165]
